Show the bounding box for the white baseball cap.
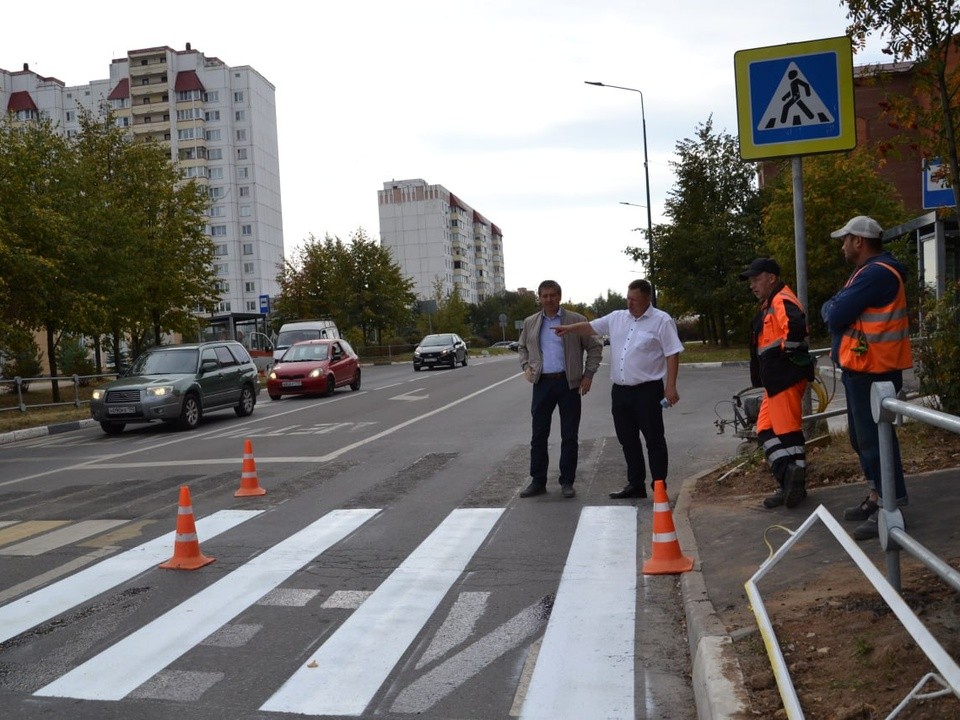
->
[830,215,882,239]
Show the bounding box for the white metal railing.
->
[745,381,960,719]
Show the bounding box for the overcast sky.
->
[5,1,888,305]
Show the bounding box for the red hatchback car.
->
[267,339,361,400]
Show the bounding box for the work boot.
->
[843,496,879,521]
[783,464,807,508]
[762,488,784,508]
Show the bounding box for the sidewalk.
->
[674,463,960,717]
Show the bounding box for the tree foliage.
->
[762,150,907,336]
[845,0,960,208]
[629,117,763,345]
[590,290,627,317]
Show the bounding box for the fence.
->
[746,382,960,718]
[0,373,118,413]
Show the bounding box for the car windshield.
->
[276,330,323,348]
[283,344,330,362]
[421,335,454,347]
[130,349,199,375]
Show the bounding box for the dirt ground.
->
[694,423,960,719]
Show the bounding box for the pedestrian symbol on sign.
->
[758,62,834,130]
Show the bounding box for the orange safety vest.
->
[757,285,805,357]
[838,261,912,373]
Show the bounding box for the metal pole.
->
[585,81,656,305]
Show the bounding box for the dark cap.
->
[738,257,780,280]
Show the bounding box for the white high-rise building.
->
[0,43,283,316]
[378,178,505,304]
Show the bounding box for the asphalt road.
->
[0,352,745,719]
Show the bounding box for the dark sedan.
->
[413,333,468,371]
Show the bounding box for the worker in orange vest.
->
[740,258,815,509]
[823,216,912,541]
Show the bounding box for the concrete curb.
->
[0,418,99,447]
[674,469,751,719]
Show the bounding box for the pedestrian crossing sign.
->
[735,36,856,160]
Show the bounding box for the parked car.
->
[90,341,260,434]
[413,333,468,371]
[267,339,361,399]
[491,340,519,351]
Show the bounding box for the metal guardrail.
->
[745,381,960,718]
[0,373,118,413]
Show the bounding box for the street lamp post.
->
[585,81,656,305]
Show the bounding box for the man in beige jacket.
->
[517,280,603,499]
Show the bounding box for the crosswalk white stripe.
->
[34,509,379,701]
[260,507,504,716]
[520,506,637,719]
[1,519,129,556]
[0,510,261,645]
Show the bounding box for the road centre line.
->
[260,508,504,716]
[35,509,378,702]
[73,372,524,470]
[0,510,262,644]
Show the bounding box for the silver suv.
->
[90,341,260,434]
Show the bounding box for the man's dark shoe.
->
[844,496,879,521]
[762,488,785,509]
[852,513,879,540]
[609,484,645,499]
[561,484,576,498]
[519,482,546,498]
[783,464,806,508]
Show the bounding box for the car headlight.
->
[440,348,451,356]
[92,388,105,400]
[414,349,421,357]
[147,386,174,398]
[268,370,277,380]
[308,368,322,378]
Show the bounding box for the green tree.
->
[346,228,415,343]
[590,290,627,317]
[419,279,471,338]
[762,150,907,336]
[631,117,763,345]
[845,0,960,208]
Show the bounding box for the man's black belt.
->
[541,372,567,379]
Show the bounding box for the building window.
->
[240,205,251,217]
[245,300,257,311]
[214,263,229,276]
[242,243,253,255]
[205,110,220,122]
[239,186,250,197]
[211,225,227,237]
[241,224,252,236]
[183,166,206,179]
[243,262,255,274]
[236,129,247,141]
[176,89,202,102]
[237,167,249,179]
[208,167,224,180]
[209,187,225,199]
[115,117,129,127]
[208,148,223,160]
[209,206,225,218]
[205,90,219,102]
[178,128,200,141]
[234,91,244,103]
[217,301,232,312]
[214,243,228,256]
[65,111,75,122]
[237,148,247,160]
[235,110,245,121]
[205,129,222,141]
[244,282,256,293]
[216,281,230,293]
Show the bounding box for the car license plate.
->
[424,358,436,363]
[282,380,302,388]
[108,406,136,415]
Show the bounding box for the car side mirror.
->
[200,359,219,374]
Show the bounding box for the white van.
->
[273,320,341,361]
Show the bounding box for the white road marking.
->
[0,547,117,604]
[1,519,128,556]
[0,510,261,644]
[391,388,429,401]
[34,508,379,701]
[519,506,637,719]
[260,507,504,716]
[392,599,546,713]
[416,591,489,668]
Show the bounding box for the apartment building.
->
[378,178,505,304]
[0,43,283,316]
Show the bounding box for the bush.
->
[57,335,96,385]
[916,284,960,416]
[0,331,43,391]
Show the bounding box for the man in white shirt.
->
[555,279,683,498]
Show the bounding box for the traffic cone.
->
[642,479,694,575]
[235,438,266,497]
[159,485,216,570]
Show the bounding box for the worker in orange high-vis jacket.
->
[823,215,912,541]
[740,258,815,509]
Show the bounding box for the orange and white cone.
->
[235,438,266,497]
[642,479,694,575]
[159,485,216,570]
